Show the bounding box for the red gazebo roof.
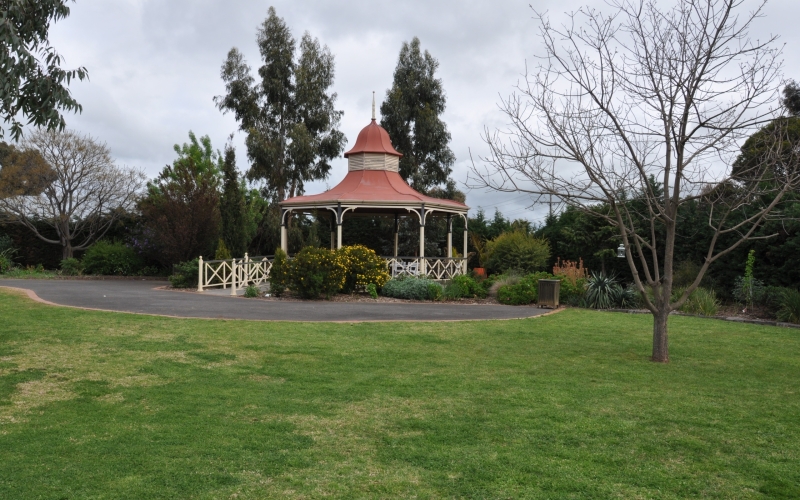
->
[280,169,467,210]
[280,119,468,213]
[343,119,403,158]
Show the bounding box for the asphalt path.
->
[0,279,551,322]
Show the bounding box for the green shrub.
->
[336,245,390,293]
[215,239,232,260]
[0,234,15,255]
[496,272,552,305]
[761,286,792,315]
[673,286,719,316]
[243,285,259,298]
[453,275,487,299]
[60,258,83,276]
[288,246,346,299]
[366,283,378,299]
[427,282,443,301]
[488,273,521,298]
[777,289,800,324]
[485,231,550,275]
[443,281,467,300]
[269,248,289,297]
[382,276,442,301]
[82,241,144,276]
[169,259,199,288]
[585,271,623,309]
[138,265,163,277]
[558,277,587,305]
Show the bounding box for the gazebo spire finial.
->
[371,91,376,121]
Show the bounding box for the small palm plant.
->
[586,271,622,309]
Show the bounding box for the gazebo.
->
[279,109,470,279]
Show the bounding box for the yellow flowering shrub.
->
[336,245,390,294]
[288,246,346,299]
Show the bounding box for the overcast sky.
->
[36,0,800,224]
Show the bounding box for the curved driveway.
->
[0,279,551,322]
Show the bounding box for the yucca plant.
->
[585,271,622,309]
[618,285,641,309]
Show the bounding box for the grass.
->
[0,267,58,279]
[0,290,798,499]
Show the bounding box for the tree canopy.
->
[0,0,88,141]
[0,130,145,259]
[380,37,455,193]
[215,7,345,202]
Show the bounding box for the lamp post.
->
[617,244,626,258]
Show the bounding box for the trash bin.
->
[538,279,561,308]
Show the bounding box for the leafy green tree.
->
[0,0,88,141]
[139,154,221,266]
[219,144,247,257]
[380,37,455,192]
[215,7,346,201]
[171,131,222,179]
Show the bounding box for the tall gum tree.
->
[469,0,797,362]
[215,7,345,202]
[380,37,455,193]
[0,0,88,141]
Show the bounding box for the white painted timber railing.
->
[385,257,468,280]
[197,254,273,294]
[198,254,467,293]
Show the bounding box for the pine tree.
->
[219,145,248,257]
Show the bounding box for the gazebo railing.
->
[385,257,467,280]
[197,254,467,293]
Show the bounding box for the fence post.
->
[197,256,204,292]
[230,258,237,296]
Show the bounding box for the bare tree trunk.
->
[652,307,669,363]
[62,241,73,260]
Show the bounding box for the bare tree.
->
[469,0,797,362]
[0,129,145,259]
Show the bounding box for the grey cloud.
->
[41,0,800,222]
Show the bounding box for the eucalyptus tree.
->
[215,7,345,202]
[470,0,794,362]
[1,0,88,141]
[380,37,455,193]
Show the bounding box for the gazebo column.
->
[419,205,426,276]
[330,213,335,250]
[393,214,399,257]
[463,215,468,274]
[280,209,288,254]
[446,214,453,258]
[336,203,343,249]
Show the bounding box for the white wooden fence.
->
[197,254,273,295]
[197,255,467,293]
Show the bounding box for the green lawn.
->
[0,290,798,499]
